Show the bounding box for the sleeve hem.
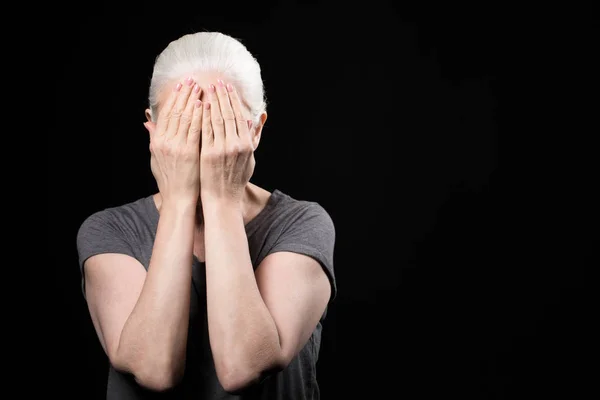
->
[79,249,139,301]
[265,244,337,302]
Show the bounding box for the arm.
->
[84,199,196,391]
[203,200,332,393]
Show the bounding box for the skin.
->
[146,71,271,260]
[83,72,332,394]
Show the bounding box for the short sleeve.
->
[267,204,337,302]
[76,211,137,299]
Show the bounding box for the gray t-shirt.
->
[76,189,337,399]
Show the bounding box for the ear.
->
[143,108,157,136]
[145,108,153,123]
[250,112,268,150]
[143,109,156,137]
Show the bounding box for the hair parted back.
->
[148,31,266,126]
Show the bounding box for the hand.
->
[200,80,255,205]
[144,77,203,206]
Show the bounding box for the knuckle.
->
[201,150,218,161]
[162,143,176,155]
[180,113,192,124]
[226,144,240,156]
[169,145,190,158]
[189,122,200,132]
[213,115,224,125]
[242,143,254,153]
[151,140,164,152]
[181,148,197,160]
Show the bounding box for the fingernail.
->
[226,83,233,92]
[217,79,225,87]
[186,76,194,85]
[193,83,200,93]
[175,83,182,91]
[209,84,216,93]
[195,100,202,108]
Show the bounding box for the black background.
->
[48,1,593,399]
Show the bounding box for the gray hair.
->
[148,32,266,126]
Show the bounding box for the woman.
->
[76,31,337,399]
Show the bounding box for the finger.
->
[201,101,214,148]
[166,76,195,139]
[155,82,181,137]
[226,82,249,141]
[188,99,203,145]
[176,83,202,143]
[208,84,224,146]
[216,79,237,140]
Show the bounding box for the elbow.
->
[133,368,184,392]
[218,369,257,395]
[217,355,286,394]
[110,350,185,392]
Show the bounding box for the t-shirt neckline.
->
[144,189,284,236]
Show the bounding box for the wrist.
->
[201,196,243,220]
[160,197,199,215]
[200,190,243,210]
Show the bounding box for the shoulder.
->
[274,190,333,224]
[266,190,335,239]
[77,196,155,240]
[261,190,338,300]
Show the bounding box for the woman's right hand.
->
[144,77,203,206]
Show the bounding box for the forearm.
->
[203,199,282,390]
[117,199,196,388]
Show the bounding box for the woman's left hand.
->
[200,80,255,205]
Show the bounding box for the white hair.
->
[148,32,266,126]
